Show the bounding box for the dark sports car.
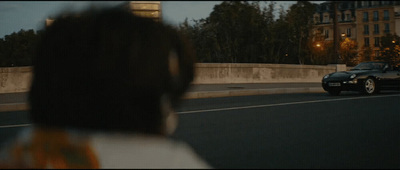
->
[322,61,400,95]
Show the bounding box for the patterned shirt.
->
[0,126,210,169]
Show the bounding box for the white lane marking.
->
[2,94,399,128]
[177,94,400,114]
[0,123,31,129]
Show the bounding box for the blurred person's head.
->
[29,7,195,136]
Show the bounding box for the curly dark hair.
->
[29,7,195,134]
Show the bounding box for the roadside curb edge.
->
[182,87,325,99]
[0,87,326,112]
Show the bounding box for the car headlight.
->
[323,74,330,79]
[350,74,356,79]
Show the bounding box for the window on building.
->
[384,23,390,33]
[364,25,369,35]
[374,24,379,34]
[364,37,370,47]
[363,12,369,22]
[342,3,348,9]
[325,30,329,39]
[374,37,380,47]
[346,14,351,21]
[324,15,329,23]
[382,1,390,5]
[384,10,389,20]
[373,11,379,21]
[314,16,319,23]
[371,1,380,6]
[362,1,369,7]
[347,28,351,37]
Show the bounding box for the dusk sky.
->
[0,1,322,39]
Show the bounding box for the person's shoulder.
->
[88,132,211,168]
[0,126,34,168]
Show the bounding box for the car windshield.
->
[351,62,386,71]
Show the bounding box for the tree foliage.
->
[339,38,358,66]
[358,46,373,63]
[0,29,41,67]
[309,41,331,65]
[177,1,318,65]
[285,1,316,64]
[376,33,400,66]
[190,1,271,63]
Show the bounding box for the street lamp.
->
[338,33,347,64]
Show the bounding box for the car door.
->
[380,64,400,90]
[394,64,400,90]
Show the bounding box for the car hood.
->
[329,70,370,78]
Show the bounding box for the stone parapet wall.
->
[0,64,347,93]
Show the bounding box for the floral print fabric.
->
[0,127,99,168]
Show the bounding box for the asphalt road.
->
[173,92,400,168]
[1,92,399,168]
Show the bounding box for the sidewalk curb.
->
[182,87,325,99]
[0,103,30,112]
[0,87,326,112]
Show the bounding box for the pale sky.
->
[0,1,323,39]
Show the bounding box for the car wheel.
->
[362,78,378,95]
[327,90,341,96]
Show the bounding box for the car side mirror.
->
[383,65,389,72]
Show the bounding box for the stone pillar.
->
[328,64,346,72]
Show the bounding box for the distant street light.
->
[316,43,321,47]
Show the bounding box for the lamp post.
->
[338,33,347,64]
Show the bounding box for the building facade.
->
[46,1,162,27]
[313,1,357,42]
[313,1,400,61]
[395,5,400,36]
[355,1,399,59]
[123,1,162,22]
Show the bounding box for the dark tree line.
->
[0,29,42,67]
[177,1,399,66]
[376,33,400,66]
[0,1,398,67]
[177,1,317,64]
